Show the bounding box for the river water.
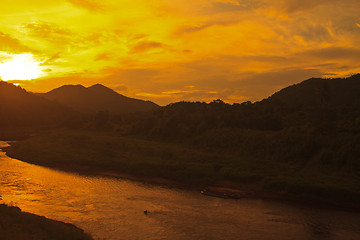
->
[0,141,359,240]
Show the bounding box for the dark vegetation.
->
[1,74,360,208]
[0,203,92,240]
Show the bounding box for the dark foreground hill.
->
[0,204,93,240]
[38,84,159,115]
[0,81,78,139]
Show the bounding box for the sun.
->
[0,53,43,81]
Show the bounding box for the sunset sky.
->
[1,0,360,105]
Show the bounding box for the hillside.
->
[262,73,360,109]
[0,81,78,139]
[38,84,159,115]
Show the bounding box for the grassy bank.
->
[0,203,92,240]
[3,130,360,210]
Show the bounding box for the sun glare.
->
[0,53,43,81]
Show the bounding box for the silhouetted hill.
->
[0,81,74,126]
[0,81,80,139]
[262,74,360,109]
[38,84,159,115]
[0,204,93,240]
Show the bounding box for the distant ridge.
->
[38,84,159,114]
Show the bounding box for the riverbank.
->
[2,130,360,212]
[0,203,93,240]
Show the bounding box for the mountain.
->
[0,81,78,139]
[262,74,360,109]
[38,84,159,115]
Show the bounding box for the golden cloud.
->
[0,32,35,54]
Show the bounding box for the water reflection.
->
[1,141,360,240]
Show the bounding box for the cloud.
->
[25,22,72,43]
[68,0,105,11]
[294,24,333,42]
[40,53,61,66]
[172,1,261,37]
[228,54,288,63]
[104,67,161,87]
[0,32,34,54]
[0,53,12,62]
[136,87,219,103]
[299,47,360,61]
[111,84,128,91]
[130,41,165,53]
[175,24,213,35]
[205,0,261,14]
[136,92,172,99]
[266,0,337,14]
[95,53,112,61]
[173,13,248,36]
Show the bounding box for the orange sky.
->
[1,0,360,105]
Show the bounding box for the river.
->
[0,141,359,240]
